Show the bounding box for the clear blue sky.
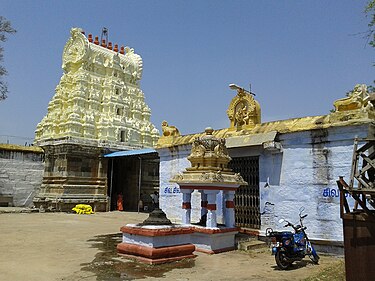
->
[1,0,374,144]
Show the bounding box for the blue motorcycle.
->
[266,208,319,270]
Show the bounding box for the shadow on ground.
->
[81,233,195,281]
[271,260,319,271]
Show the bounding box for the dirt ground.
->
[0,210,343,281]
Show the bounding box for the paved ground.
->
[0,210,343,281]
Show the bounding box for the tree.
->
[365,1,375,92]
[365,0,375,47]
[0,16,16,101]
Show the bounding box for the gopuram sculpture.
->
[33,27,159,211]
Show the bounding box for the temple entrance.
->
[106,150,159,212]
[229,156,260,229]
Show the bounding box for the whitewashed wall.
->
[259,125,371,242]
[157,124,373,243]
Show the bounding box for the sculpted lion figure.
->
[333,84,369,112]
[161,120,180,137]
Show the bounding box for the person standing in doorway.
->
[117,194,123,211]
[150,191,159,209]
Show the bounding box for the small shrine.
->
[170,127,247,253]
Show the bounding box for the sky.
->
[0,0,374,145]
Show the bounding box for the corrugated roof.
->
[104,148,157,158]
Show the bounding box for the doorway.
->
[107,152,159,211]
[229,156,260,229]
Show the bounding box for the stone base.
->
[117,243,196,265]
[117,224,196,264]
[33,196,108,212]
[191,226,239,254]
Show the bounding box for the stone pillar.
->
[200,191,208,219]
[181,189,193,225]
[205,190,219,228]
[224,191,236,228]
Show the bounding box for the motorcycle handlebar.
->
[301,214,308,219]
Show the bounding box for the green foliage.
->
[365,2,375,90]
[0,16,16,101]
[368,81,375,92]
[365,1,375,47]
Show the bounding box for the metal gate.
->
[229,156,260,229]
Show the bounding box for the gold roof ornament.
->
[156,120,181,147]
[227,84,261,133]
[333,84,369,112]
[330,84,375,122]
[161,120,181,137]
[170,127,247,187]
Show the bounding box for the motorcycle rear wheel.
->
[275,251,291,270]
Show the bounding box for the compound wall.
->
[0,144,44,207]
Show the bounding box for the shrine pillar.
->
[224,191,236,228]
[205,190,219,228]
[181,189,193,224]
[200,191,208,219]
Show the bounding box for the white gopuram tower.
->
[33,28,159,211]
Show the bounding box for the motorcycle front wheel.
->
[309,248,320,264]
[275,250,291,270]
[307,242,320,264]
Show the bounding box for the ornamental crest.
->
[227,84,261,131]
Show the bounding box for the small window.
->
[120,130,126,142]
[117,107,123,115]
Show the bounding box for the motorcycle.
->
[266,207,319,270]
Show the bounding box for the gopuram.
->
[33,28,159,211]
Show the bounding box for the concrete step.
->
[237,239,268,251]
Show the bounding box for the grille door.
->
[229,156,260,229]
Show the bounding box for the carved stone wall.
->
[33,144,108,211]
